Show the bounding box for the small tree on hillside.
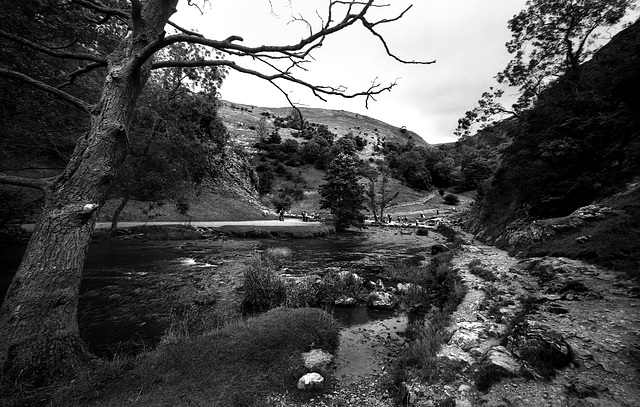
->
[319,154,367,232]
[256,116,270,141]
[366,165,399,223]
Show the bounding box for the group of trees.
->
[109,77,228,232]
[459,0,639,225]
[457,0,637,137]
[0,0,430,388]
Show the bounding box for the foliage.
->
[442,193,460,206]
[381,141,454,190]
[271,194,293,212]
[319,153,367,232]
[473,19,640,221]
[110,85,227,228]
[467,259,497,281]
[242,249,366,311]
[388,250,467,392]
[456,0,636,136]
[50,308,340,407]
[242,248,291,314]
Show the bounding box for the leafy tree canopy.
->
[319,153,367,232]
[456,0,637,137]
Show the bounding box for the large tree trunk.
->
[0,0,179,385]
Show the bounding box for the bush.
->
[443,193,460,205]
[467,259,497,281]
[241,249,291,314]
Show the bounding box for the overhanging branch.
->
[0,68,93,114]
[0,29,107,64]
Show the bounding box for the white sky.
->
[172,0,528,144]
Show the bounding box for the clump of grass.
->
[243,248,366,311]
[67,307,340,407]
[241,248,291,314]
[467,258,497,281]
[389,249,468,399]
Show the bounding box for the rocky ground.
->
[400,234,640,407]
[271,223,640,406]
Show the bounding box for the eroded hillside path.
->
[412,235,640,407]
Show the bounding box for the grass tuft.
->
[45,307,340,407]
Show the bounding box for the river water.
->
[0,228,443,383]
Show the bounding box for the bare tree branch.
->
[0,68,93,114]
[58,62,107,88]
[0,29,107,63]
[167,21,204,37]
[361,6,436,65]
[71,0,128,20]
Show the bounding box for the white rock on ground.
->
[297,372,324,390]
[301,349,333,370]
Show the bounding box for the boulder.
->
[297,372,324,390]
[506,320,572,379]
[485,346,521,376]
[447,321,485,351]
[334,296,357,306]
[367,291,396,309]
[301,349,333,370]
[475,346,521,392]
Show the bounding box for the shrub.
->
[467,259,497,281]
[443,193,460,205]
[390,248,467,393]
[241,249,290,314]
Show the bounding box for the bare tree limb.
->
[361,7,436,65]
[0,29,107,63]
[151,58,396,107]
[71,0,128,20]
[0,68,93,114]
[58,62,107,88]
[167,21,204,37]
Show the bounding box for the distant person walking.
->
[279,209,285,221]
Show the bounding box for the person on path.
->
[279,209,285,221]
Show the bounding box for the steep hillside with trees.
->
[465,18,640,277]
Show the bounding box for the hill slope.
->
[465,19,640,278]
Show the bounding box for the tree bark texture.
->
[0,0,179,385]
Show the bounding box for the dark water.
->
[0,230,436,363]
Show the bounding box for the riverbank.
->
[1,222,462,406]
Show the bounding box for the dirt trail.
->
[403,233,640,407]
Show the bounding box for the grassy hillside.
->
[218,101,428,155]
[217,101,434,217]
